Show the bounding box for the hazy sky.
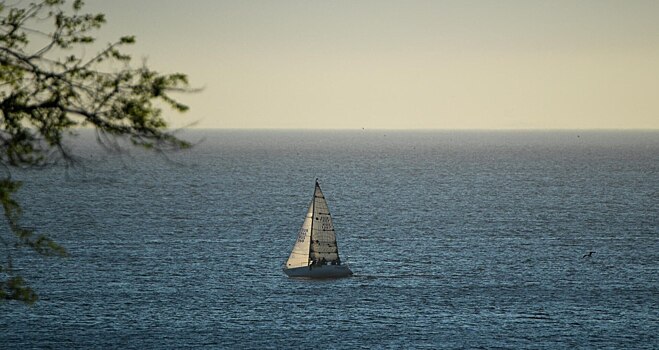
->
[83,0,659,129]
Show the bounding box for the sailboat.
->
[283,180,353,278]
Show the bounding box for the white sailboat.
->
[283,180,353,278]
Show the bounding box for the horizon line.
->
[71,127,659,132]
[174,127,659,132]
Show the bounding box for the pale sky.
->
[83,0,659,129]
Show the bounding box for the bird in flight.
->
[582,251,595,258]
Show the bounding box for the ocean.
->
[1,130,657,349]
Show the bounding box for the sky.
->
[82,0,659,129]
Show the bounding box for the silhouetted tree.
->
[0,0,191,303]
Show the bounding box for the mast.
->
[308,179,317,266]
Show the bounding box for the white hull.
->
[283,264,353,278]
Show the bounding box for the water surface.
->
[1,130,657,349]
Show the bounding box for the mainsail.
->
[309,182,340,263]
[286,181,340,268]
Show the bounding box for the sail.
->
[309,182,340,263]
[286,201,313,268]
[283,180,353,278]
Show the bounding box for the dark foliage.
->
[0,0,191,304]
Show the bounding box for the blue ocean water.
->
[1,130,657,349]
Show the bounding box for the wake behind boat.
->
[283,180,353,278]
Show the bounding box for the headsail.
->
[286,201,313,268]
[309,181,340,264]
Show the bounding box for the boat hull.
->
[283,264,353,278]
